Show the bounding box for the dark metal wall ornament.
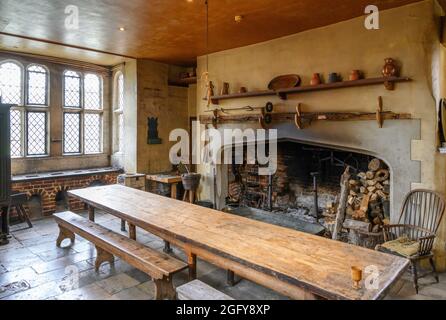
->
[147,117,162,145]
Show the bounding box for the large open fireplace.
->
[228,141,384,213]
[224,140,390,239]
[214,118,421,247]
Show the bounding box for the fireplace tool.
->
[310,171,320,219]
[267,174,274,211]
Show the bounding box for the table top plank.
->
[68,184,409,300]
[146,174,182,184]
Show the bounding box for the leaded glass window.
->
[84,74,101,110]
[0,62,22,104]
[118,113,124,153]
[63,112,81,154]
[10,110,22,157]
[64,70,81,108]
[84,113,102,154]
[62,70,103,155]
[114,72,124,153]
[117,73,124,111]
[26,111,47,156]
[26,64,48,105]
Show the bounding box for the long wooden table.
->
[68,184,409,300]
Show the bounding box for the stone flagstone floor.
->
[1,211,446,300]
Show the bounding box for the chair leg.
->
[5,204,11,235]
[410,261,419,294]
[429,257,439,283]
[18,205,32,229]
[14,204,25,222]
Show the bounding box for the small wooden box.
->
[117,173,146,191]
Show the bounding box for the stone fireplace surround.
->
[214,119,421,222]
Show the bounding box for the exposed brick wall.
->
[11,172,120,216]
[229,142,374,211]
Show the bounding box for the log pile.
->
[345,158,390,232]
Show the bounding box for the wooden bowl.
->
[268,74,301,91]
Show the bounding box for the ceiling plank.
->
[0,0,423,66]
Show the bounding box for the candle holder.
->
[351,266,363,289]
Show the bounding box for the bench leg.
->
[128,223,136,240]
[95,246,115,272]
[121,219,126,231]
[154,277,176,300]
[56,226,75,247]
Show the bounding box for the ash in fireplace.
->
[283,207,318,224]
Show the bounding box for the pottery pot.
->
[221,82,230,95]
[382,58,398,77]
[310,73,321,86]
[328,73,339,83]
[349,70,361,81]
[181,173,202,191]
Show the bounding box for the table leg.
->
[227,270,235,286]
[187,250,197,280]
[88,206,95,222]
[121,219,126,231]
[128,223,136,240]
[163,241,173,254]
[170,183,178,200]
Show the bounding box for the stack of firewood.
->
[346,158,390,232]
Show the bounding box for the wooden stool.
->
[7,192,32,230]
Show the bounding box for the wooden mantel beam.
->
[199,110,412,127]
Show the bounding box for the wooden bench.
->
[53,211,188,300]
[176,280,234,300]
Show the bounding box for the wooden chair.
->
[376,189,445,293]
[7,192,33,230]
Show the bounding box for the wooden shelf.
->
[210,76,412,104]
[211,89,275,104]
[169,76,197,87]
